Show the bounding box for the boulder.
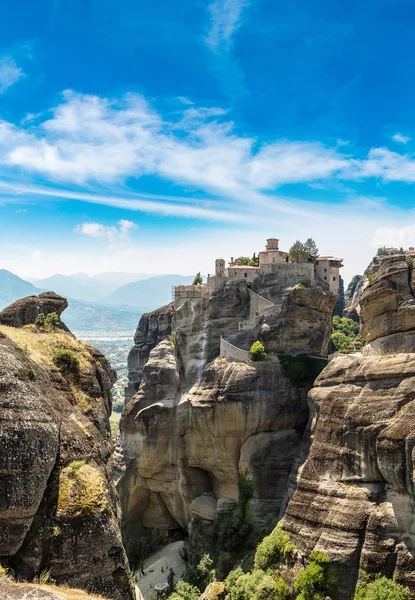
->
[0,292,68,329]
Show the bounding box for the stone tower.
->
[215,258,225,277]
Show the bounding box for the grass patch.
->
[110,410,122,436]
[0,325,92,372]
[58,462,110,518]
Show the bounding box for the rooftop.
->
[316,256,344,262]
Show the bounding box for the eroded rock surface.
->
[282,255,415,598]
[0,292,69,329]
[118,274,337,544]
[0,298,134,600]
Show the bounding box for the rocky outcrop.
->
[343,259,380,323]
[118,274,337,545]
[125,303,174,403]
[281,255,415,598]
[0,298,134,600]
[0,292,68,328]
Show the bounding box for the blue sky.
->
[2,0,415,283]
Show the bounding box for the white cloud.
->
[3,90,415,227]
[371,224,415,249]
[392,132,410,144]
[75,219,137,244]
[206,0,249,52]
[0,57,23,93]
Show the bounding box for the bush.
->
[254,524,294,571]
[331,316,366,352]
[168,331,180,347]
[192,272,203,285]
[35,313,46,327]
[45,312,61,328]
[53,348,80,375]
[168,579,200,600]
[225,568,289,600]
[250,341,266,362]
[294,551,337,600]
[354,573,411,600]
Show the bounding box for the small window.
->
[333,276,336,281]
[324,276,327,280]
[244,273,248,277]
[324,268,327,273]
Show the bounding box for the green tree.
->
[399,247,405,254]
[354,573,411,600]
[288,241,309,263]
[250,341,266,361]
[192,272,203,285]
[304,238,319,259]
[294,551,337,600]
[254,524,294,571]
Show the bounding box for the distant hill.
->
[105,274,194,307]
[32,274,108,302]
[62,299,139,332]
[0,269,139,332]
[0,269,41,307]
[91,271,158,293]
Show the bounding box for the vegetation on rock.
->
[254,525,295,571]
[58,463,110,518]
[250,340,266,361]
[53,348,80,374]
[294,551,337,600]
[192,272,203,285]
[331,316,366,352]
[353,573,411,600]
[288,238,319,263]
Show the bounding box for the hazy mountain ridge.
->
[0,269,196,331]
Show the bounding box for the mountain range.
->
[0,270,195,331]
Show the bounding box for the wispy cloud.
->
[206,0,249,53]
[4,90,415,224]
[392,132,410,144]
[75,219,137,244]
[0,56,23,93]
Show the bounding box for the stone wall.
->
[247,288,274,316]
[260,262,315,286]
[219,336,250,361]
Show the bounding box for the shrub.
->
[294,550,337,600]
[250,341,266,362]
[168,580,200,600]
[354,573,411,600]
[35,313,46,327]
[53,348,80,375]
[225,568,289,600]
[368,272,378,284]
[331,316,366,352]
[168,331,180,347]
[254,524,294,571]
[45,312,61,329]
[192,272,203,285]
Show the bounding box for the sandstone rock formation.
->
[281,255,415,598]
[118,273,337,546]
[0,298,134,600]
[0,292,69,328]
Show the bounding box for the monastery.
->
[173,237,343,301]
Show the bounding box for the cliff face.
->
[118,274,337,544]
[282,255,415,598]
[0,294,134,600]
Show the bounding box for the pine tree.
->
[304,238,319,259]
[288,241,309,263]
